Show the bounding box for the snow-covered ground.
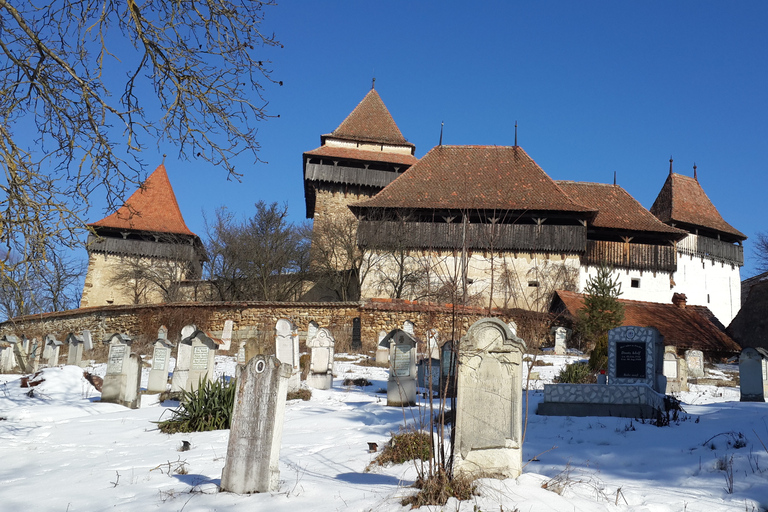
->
[0,354,766,511]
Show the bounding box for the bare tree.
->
[206,202,310,301]
[753,232,768,275]
[0,1,281,288]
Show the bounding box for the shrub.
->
[402,469,476,508]
[157,378,236,433]
[369,429,432,467]
[555,362,595,384]
[588,334,608,372]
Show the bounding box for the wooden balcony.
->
[582,240,677,273]
[677,234,743,266]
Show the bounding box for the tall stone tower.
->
[81,164,205,307]
[650,160,746,324]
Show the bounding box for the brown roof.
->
[304,145,418,166]
[325,89,414,148]
[89,164,196,236]
[650,171,745,240]
[353,145,596,214]
[553,290,741,353]
[557,181,686,238]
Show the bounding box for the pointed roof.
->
[553,290,740,354]
[352,145,595,214]
[556,181,686,238]
[650,172,745,241]
[324,89,414,148]
[89,164,197,237]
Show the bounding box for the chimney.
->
[672,293,687,308]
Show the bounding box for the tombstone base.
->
[387,378,417,407]
[307,373,332,390]
[740,394,765,402]
[537,383,666,419]
[147,371,170,394]
[375,348,389,365]
[171,369,189,393]
[453,445,522,479]
[286,372,301,394]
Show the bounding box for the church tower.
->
[80,164,205,307]
[650,160,746,324]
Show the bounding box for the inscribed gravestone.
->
[307,328,335,390]
[454,318,525,479]
[685,350,705,379]
[608,326,665,392]
[384,329,417,406]
[740,348,764,402]
[101,334,141,408]
[275,319,300,393]
[220,355,292,494]
[182,327,219,392]
[147,326,174,393]
[171,325,196,393]
[352,317,362,350]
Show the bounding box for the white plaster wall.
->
[325,138,412,155]
[579,266,673,305]
[673,253,741,326]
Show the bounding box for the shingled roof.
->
[557,181,686,239]
[650,170,745,241]
[323,88,414,148]
[352,145,596,214]
[304,145,418,166]
[89,164,197,237]
[552,290,741,354]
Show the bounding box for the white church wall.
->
[673,253,741,325]
[579,265,674,305]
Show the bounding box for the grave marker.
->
[220,355,292,494]
[181,326,220,392]
[454,318,525,478]
[382,329,417,406]
[553,326,568,355]
[275,319,300,393]
[307,328,335,390]
[663,348,688,393]
[375,330,389,364]
[44,334,63,367]
[685,350,705,379]
[101,334,141,408]
[147,326,173,393]
[740,348,765,402]
[608,326,665,392]
[65,332,85,366]
[171,325,195,393]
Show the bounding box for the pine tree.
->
[577,265,625,371]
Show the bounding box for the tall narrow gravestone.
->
[220,355,292,494]
[101,334,141,409]
[375,330,389,364]
[147,326,174,393]
[65,332,85,366]
[382,329,417,407]
[275,319,300,393]
[685,349,705,379]
[171,325,195,393]
[453,318,525,479]
[0,337,16,373]
[608,326,665,393]
[306,328,335,390]
[739,348,765,402]
[181,326,220,392]
[44,334,63,367]
[553,326,568,356]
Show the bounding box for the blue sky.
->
[116,1,768,277]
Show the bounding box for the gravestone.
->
[608,326,665,393]
[220,319,234,351]
[65,332,86,366]
[685,349,705,379]
[440,340,457,398]
[0,336,16,373]
[351,317,362,350]
[553,326,568,356]
[171,325,196,393]
[663,348,688,393]
[417,357,441,392]
[403,320,415,336]
[101,333,141,408]
[375,330,389,364]
[147,326,174,393]
[454,318,525,479]
[275,319,300,393]
[44,334,63,367]
[220,355,292,494]
[426,329,440,360]
[3,335,28,373]
[307,321,319,345]
[181,326,220,392]
[306,328,335,390]
[382,329,418,406]
[739,348,765,402]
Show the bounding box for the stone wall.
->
[0,299,523,354]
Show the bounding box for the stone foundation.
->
[537,383,666,419]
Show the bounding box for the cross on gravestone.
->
[608,326,665,393]
[220,355,292,494]
[306,328,335,390]
[453,318,526,479]
[275,319,300,393]
[740,348,765,402]
[375,330,389,364]
[381,329,418,407]
[101,334,141,409]
[147,332,175,394]
[181,327,220,392]
[685,349,705,379]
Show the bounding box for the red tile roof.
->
[352,145,596,213]
[553,290,741,353]
[557,181,686,238]
[325,89,414,147]
[89,164,197,236]
[304,145,418,166]
[650,172,745,240]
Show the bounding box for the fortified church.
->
[303,86,745,325]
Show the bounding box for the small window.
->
[528,280,539,288]
[631,278,640,288]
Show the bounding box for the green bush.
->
[588,334,608,372]
[555,362,595,384]
[157,378,236,433]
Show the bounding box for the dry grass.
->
[401,470,477,508]
[369,430,432,468]
[286,389,312,401]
